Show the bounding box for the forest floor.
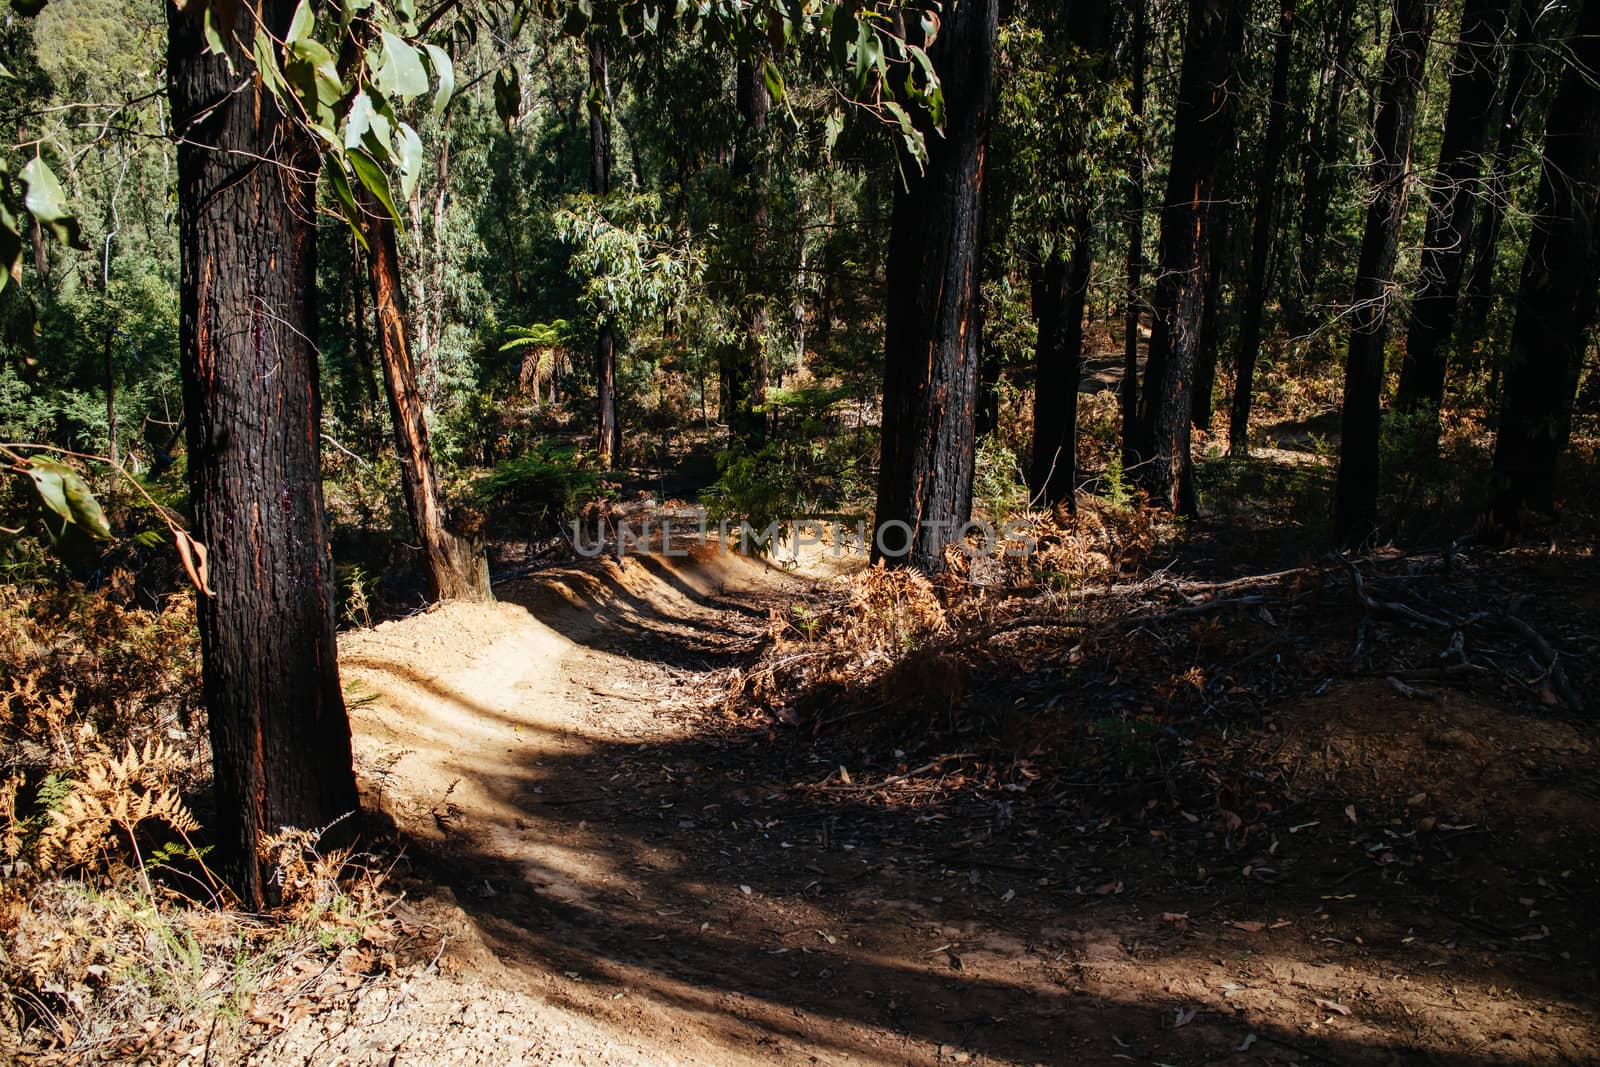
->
[236,511,1600,1066]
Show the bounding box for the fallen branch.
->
[1124,594,1270,628]
[1343,559,1453,629]
[1503,614,1584,713]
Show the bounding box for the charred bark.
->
[1134,0,1247,514]
[1029,237,1090,509]
[1230,0,1296,455]
[1121,0,1148,467]
[727,58,771,444]
[1492,0,1600,522]
[1333,0,1439,546]
[1029,0,1109,510]
[587,32,619,466]
[1192,197,1231,433]
[168,1,357,908]
[874,0,998,573]
[1457,0,1537,369]
[1290,0,1359,331]
[1395,0,1513,418]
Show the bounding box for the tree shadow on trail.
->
[375,683,1599,1066]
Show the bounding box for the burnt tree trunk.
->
[587,32,620,466]
[1230,0,1296,454]
[726,58,771,444]
[1029,237,1090,508]
[1121,0,1147,467]
[1395,0,1513,418]
[1030,0,1110,509]
[168,1,357,908]
[1134,0,1246,514]
[1290,0,1359,331]
[1492,0,1600,521]
[1457,0,1537,371]
[874,0,998,572]
[363,203,492,602]
[1192,194,1231,433]
[1333,0,1438,546]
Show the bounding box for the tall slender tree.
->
[1395,0,1513,419]
[1230,0,1297,455]
[1030,0,1111,510]
[1333,0,1438,546]
[589,31,621,466]
[1121,0,1147,466]
[874,0,998,572]
[721,58,772,444]
[1456,0,1538,371]
[1492,0,1600,522]
[1134,0,1247,514]
[167,2,358,908]
[360,196,493,601]
[1191,186,1233,432]
[1290,0,1359,332]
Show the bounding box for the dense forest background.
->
[4,0,1592,576]
[2,0,1598,1060]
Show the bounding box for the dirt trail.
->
[248,546,1599,1067]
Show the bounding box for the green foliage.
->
[469,445,600,535]
[555,192,704,330]
[1096,452,1130,510]
[972,433,1030,523]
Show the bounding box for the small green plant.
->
[972,434,1030,523]
[338,564,374,629]
[1096,452,1131,509]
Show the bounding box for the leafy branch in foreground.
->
[0,443,213,597]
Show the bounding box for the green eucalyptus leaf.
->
[285,0,314,45]
[344,91,375,151]
[422,43,455,119]
[376,31,429,100]
[347,148,403,230]
[493,67,520,131]
[761,58,784,103]
[25,459,111,539]
[253,28,288,98]
[20,157,85,250]
[326,165,371,252]
[395,122,423,200]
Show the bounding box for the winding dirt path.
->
[247,546,1599,1067]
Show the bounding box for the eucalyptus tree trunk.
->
[1191,193,1232,432]
[1333,0,1438,546]
[168,0,356,908]
[1230,0,1296,455]
[1121,0,1147,468]
[1492,0,1600,523]
[874,0,998,573]
[1395,0,1513,419]
[1029,239,1090,508]
[1290,0,1359,333]
[362,201,493,602]
[1457,0,1537,373]
[1029,0,1110,510]
[1134,0,1247,514]
[722,58,771,444]
[588,31,621,466]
